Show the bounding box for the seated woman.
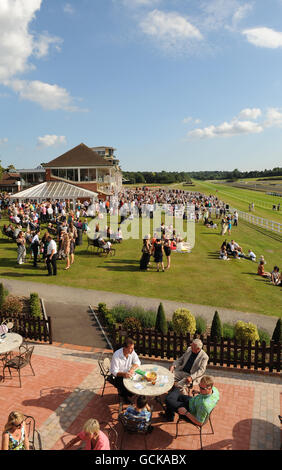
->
[123,395,152,431]
[219,246,229,260]
[257,260,271,279]
[2,410,29,450]
[64,418,110,450]
[271,266,281,286]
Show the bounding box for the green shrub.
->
[223,323,235,340]
[122,317,142,331]
[98,303,108,315]
[1,296,23,316]
[29,293,42,319]
[172,308,196,335]
[210,311,223,340]
[272,318,282,343]
[258,328,270,345]
[167,320,174,331]
[234,321,259,344]
[110,304,156,329]
[155,303,168,334]
[196,316,207,335]
[0,283,7,312]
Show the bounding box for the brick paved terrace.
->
[0,342,281,451]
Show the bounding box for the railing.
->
[112,326,281,373]
[229,207,282,234]
[0,313,52,344]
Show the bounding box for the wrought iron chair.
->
[24,415,42,450]
[175,409,214,450]
[2,344,35,388]
[98,354,114,396]
[118,410,153,450]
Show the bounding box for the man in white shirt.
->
[109,337,141,403]
[46,235,57,276]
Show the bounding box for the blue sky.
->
[1,0,282,172]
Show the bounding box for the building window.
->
[67,169,74,181]
[88,168,96,181]
[80,168,89,181]
[58,169,67,179]
[51,169,59,177]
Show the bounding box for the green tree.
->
[210,311,223,340]
[272,318,282,343]
[155,302,168,334]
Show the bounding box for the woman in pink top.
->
[64,419,110,450]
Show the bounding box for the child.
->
[124,395,152,431]
[64,418,110,450]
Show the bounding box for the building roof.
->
[9,181,97,200]
[0,172,20,186]
[44,143,114,168]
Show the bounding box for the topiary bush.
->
[122,317,142,331]
[210,311,223,340]
[234,320,259,344]
[172,308,196,335]
[1,296,23,316]
[29,293,42,319]
[155,303,168,334]
[0,283,7,312]
[272,318,282,343]
[195,316,207,335]
[223,323,235,340]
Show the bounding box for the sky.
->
[1,0,282,172]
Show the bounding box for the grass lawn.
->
[171,180,282,223]
[1,212,281,318]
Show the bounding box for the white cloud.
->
[140,9,203,49]
[242,27,282,48]
[0,0,82,111]
[0,137,8,145]
[264,108,282,128]
[33,33,63,58]
[122,0,160,7]
[183,117,201,124]
[63,3,75,15]
[0,0,41,81]
[232,3,253,26]
[238,108,262,120]
[37,135,67,148]
[6,79,82,112]
[188,118,263,139]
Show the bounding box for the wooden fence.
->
[112,326,281,373]
[0,313,52,344]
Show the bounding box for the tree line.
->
[123,167,282,184]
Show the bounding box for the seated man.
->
[163,375,219,423]
[109,337,141,403]
[169,339,209,390]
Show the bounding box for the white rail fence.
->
[229,207,282,234]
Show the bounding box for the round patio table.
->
[0,333,23,355]
[123,363,174,398]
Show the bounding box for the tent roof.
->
[9,181,97,200]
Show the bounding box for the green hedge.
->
[29,293,42,319]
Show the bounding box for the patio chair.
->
[118,412,153,450]
[24,415,42,450]
[2,344,35,388]
[175,409,214,450]
[98,354,115,396]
